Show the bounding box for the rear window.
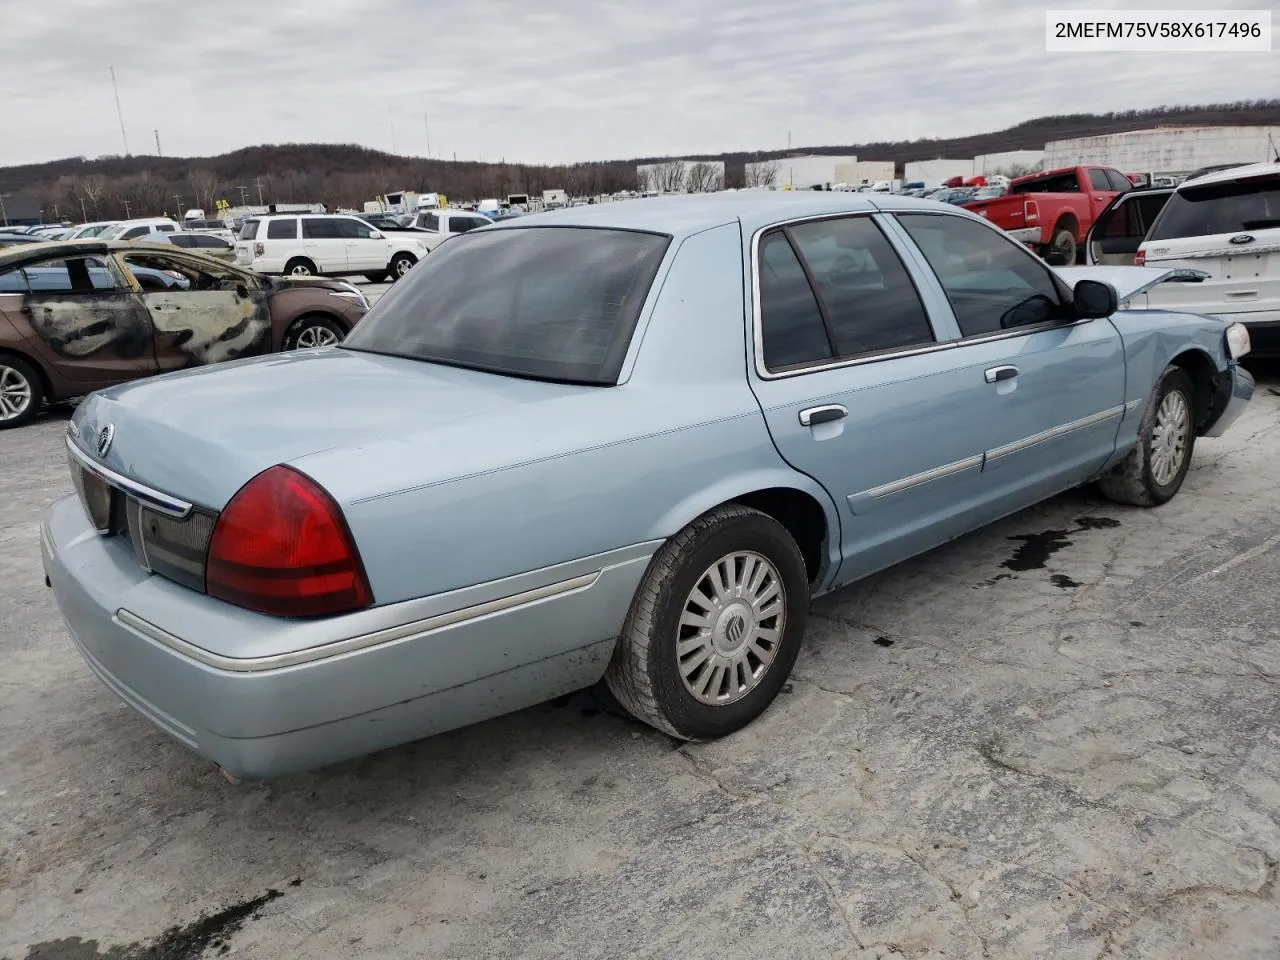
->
[1147,176,1280,241]
[343,227,670,384]
[1012,171,1081,194]
[267,218,298,240]
[238,219,260,240]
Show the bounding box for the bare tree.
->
[685,161,724,193]
[744,160,780,189]
[188,168,219,213]
[639,160,688,194]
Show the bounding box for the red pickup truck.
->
[962,165,1132,263]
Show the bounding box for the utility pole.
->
[255,177,265,206]
[110,67,130,156]
[154,129,161,156]
[123,198,131,218]
[79,197,87,221]
[173,194,184,216]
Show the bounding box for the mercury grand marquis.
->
[42,193,1254,779]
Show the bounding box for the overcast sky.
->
[3,0,1276,167]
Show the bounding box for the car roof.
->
[1176,161,1280,190]
[0,238,230,271]
[484,191,956,238]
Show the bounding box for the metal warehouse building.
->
[1043,126,1280,177]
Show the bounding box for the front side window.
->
[1147,176,1280,240]
[302,218,341,239]
[898,213,1069,337]
[418,212,440,231]
[336,218,376,240]
[21,256,119,293]
[120,226,149,240]
[1088,169,1113,192]
[453,217,489,233]
[1106,169,1134,192]
[343,227,669,384]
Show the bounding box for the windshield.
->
[343,226,670,385]
[1147,175,1280,241]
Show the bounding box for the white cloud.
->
[1,0,1274,166]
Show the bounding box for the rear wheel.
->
[282,315,345,350]
[284,257,316,277]
[389,252,417,280]
[363,271,387,283]
[0,355,44,429]
[605,504,809,741]
[1051,227,1078,265]
[1098,366,1196,506]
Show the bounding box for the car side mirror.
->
[368,230,383,240]
[1043,251,1069,267]
[1073,279,1117,319]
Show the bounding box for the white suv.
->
[413,209,493,251]
[1136,162,1280,353]
[235,214,430,281]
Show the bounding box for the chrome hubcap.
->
[294,325,339,349]
[0,365,33,421]
[395,258,412,276]
[677,551,785,706]
[290,263,311,275]
[1150,389,1190,485]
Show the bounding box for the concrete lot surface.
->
[3,366,1280,959]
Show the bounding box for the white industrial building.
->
[973,150,1044,175]
[636,159,726,194]
[1043,126,1280,177]
[903,159,974,185]
[745,155,858,190]
[834,160,895,185]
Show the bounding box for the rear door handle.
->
[799,404,847,427]
[985,365,1018,383]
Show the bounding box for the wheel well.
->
[1052,214,1079,238]
[283,256,316,271]
[730,487,829,584]
[1169,349,1220,431]
[390,250,417,263]
[0,347,53,402]
[284,311,350,342]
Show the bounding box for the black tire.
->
[1098,366,1196,506]
[388,252,417,280]
[282,314,346,351]
[1051,227,1078,265]
[363,271,388,283]
[605,504,809,741]
[0,354,45,430]
[283,257,317,277]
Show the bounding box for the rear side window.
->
[343,227,669,385]
[237,219,260,240]
[453,217,489,233]
[1147,176,1280,241]
[899,213,1069,337]
[758,232,833,370]
[120,226,149,240]
[418,212,440,231]
[267,218,299,240]
[1106,169,1134,192]
[302,218,341,239]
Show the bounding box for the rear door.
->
[11,253,157,383]
[1140,171,1280,324]
[1086,189,1173,265]
[301,217,348,273]
[118,250,272,370]
[894,212,1126,515]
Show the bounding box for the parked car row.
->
[35,192,1253,779]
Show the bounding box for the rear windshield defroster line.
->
[341,226,671,385]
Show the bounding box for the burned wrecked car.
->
[0,240,368,428]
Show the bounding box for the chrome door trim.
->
[984,405,1126,463]
[66,434,193,519]
[858,453,985,501]
[116,570,602,673]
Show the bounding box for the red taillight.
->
[1134,250,1146,266]
[254,242,264,257]
[206,465,372,618]
[1024,199,1040,223]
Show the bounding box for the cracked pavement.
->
[3,364,1280,959]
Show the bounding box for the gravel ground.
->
[2,363,1280,960]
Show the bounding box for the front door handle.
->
[799,404,847,427]
[985,365,1018,383]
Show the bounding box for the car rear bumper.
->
[41,494,650,779]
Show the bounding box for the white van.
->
[100,217,182,240]
[1136,162,1280,353]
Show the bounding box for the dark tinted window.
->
[786,217,934,357]
[343,227,669,384]
[1012,171,1080,194]
[120,226,149,239]
[1147,176,1280,240]
[336,218,376,239]
[237,219,260,240]
[418,212,440,231]
[184,234,229,249]
[1135,192,1172,232]
[1106,169,1134,192]
[758,231,833,371]
[899,213,1068,336]
[452,217,489,233]
[266,218,298,240]
[302,218,341,239]
[1088,169,1112,191]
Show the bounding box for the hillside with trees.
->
[3,100,1277,222]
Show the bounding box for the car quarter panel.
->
[292,221,842,606]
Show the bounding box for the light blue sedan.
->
[42,193,1254,779]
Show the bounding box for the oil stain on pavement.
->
[15,889,284,960]
[1002,516,1122,573]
